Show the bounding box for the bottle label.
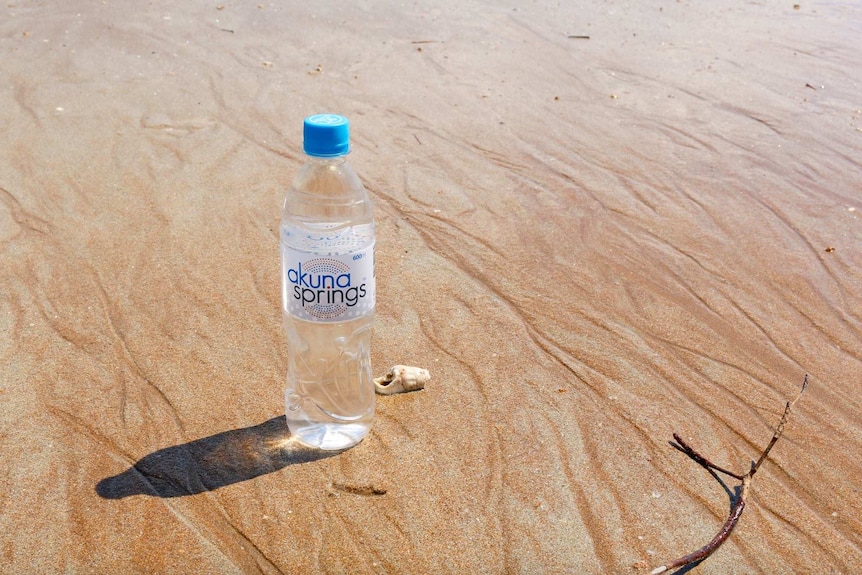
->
[283,243,375,322]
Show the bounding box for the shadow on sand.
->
[96,416,336,498]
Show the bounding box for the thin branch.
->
[651,477,749,574]
[650,375,808,574]
[671,433,746,481]
[751,374,808,476]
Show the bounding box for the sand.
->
[1,1,861,573]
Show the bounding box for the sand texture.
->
[2,1,861,573]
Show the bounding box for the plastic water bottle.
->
[280,114,375,450]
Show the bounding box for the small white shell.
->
[374,365,430,395]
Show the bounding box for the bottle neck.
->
[305,154,349,166]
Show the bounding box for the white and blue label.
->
[283,244,375,321]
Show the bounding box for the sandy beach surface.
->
[2,1,861,573]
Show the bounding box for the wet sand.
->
[2,1,861,573]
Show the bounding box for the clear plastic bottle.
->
[280,114,375,450]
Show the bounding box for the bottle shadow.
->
[96,416,337,499]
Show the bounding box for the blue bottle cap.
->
[303,114,350,157]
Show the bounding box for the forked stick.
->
[650,375,808,574]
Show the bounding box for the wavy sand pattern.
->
[2,1,861,573]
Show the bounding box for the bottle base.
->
[287,421,370,450]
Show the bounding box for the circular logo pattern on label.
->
[303,258,351,319]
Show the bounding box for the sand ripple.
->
[1,1,860,573]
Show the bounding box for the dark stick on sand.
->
[651,375,809,574]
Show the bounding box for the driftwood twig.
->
[650,375,808,574]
